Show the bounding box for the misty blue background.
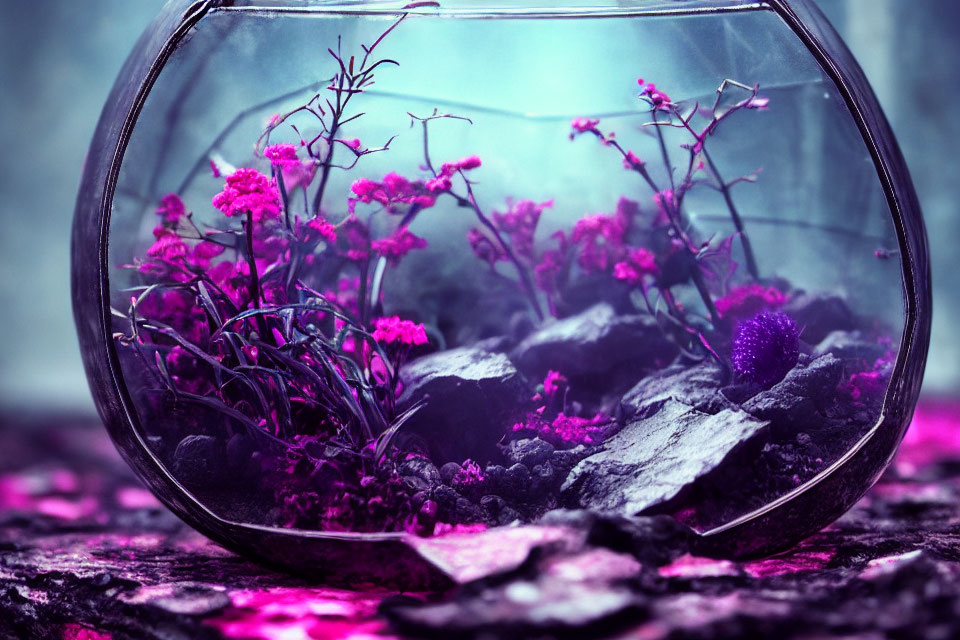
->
[0,1,957,415]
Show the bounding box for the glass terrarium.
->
[73,0,930,576]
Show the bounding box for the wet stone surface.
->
[4,406,960,640]
[561,399,771,514]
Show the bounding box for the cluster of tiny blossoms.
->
[212,168,282,221]
[372,316,428,346]
[510,370,612,449]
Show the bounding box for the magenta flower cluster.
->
[212,168,282,221]
[372,316,428,346]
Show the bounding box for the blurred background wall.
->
[0,0,957,417]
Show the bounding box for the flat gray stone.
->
[510,303,675,379]
[562,400,770,514]
[743,354,843,429]
[621,361,732,418]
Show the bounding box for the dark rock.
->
[484,464,507,492]
[171,435,225,487]
[479,496,523,526]
[432,485,461,515]
[497,506,523,526]
[550,445,595,474]
[399,457,442,494]
[621,360,732,418]
[454,497,486,524]
[501,438,555,468]
[530,463,557,497]
[814,330,888,363]
[562,399,770,514]
[438,462,461,485]
[784,292,856,344]
[398,346,530,463]
[743,354,844,431]
[503,463,532,499]
[511,303,676,379]
[480,495,506,517]
[539,510,695,567]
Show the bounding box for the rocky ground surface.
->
[2,401,960,640]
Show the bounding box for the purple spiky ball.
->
[732,311,800,388]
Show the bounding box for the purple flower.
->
[732,311,800,388]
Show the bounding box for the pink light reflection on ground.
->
[895,399,960,474]
[205,586,403,640]
[62,623,112,640]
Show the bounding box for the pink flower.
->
[348,173,436,214]
[623,150,645,170]
[715,283,787,320]
[513,412,610,448]
[190,239,225,269]
[209,160,222,178]
[382,172,411,197]
[337,138,362,151]
[571,212,628,273]
[548,413,608,446]
[439,155,482,177]
[264,143,300,170]
[653,189,677,225]
[491,199,553,262]
[534,247,564,293]
[453,459,485,486]
[467,228,504,267]
[156,194,186,225]
[543,370,567,397]
[844,370,886,401]
[371,226,428,262]
[340,216,371,261]
[212,168,281,222]
[147,232,188,262]
[638,78,672,111]
[570,117,600,135]
[745,96,770,110]
[351,177,384,202]
[425,175,452,192]
[613,247,659,285]
[264,143,316,190]
[372,316,428,346]
[306,216,337,243]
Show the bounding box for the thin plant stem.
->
[702,148,760,280]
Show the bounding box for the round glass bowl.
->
[73,0,930,576]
